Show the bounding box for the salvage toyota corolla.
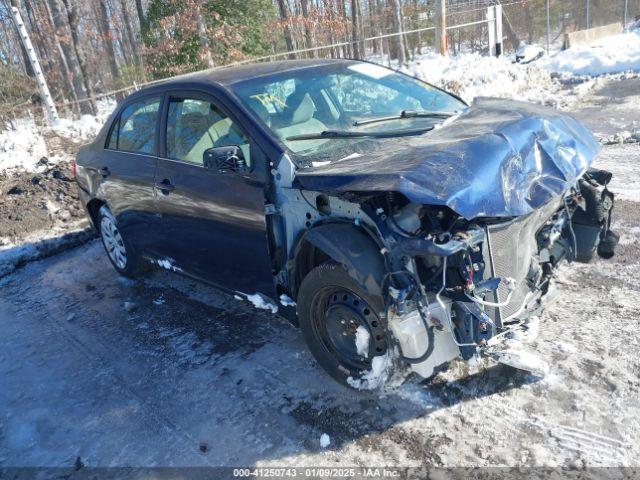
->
[75,59,618,389]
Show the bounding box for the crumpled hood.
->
[294,97,600,219]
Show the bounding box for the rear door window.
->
[107,97,160,155]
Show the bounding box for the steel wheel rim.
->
[100,215,127,269]
[311,287,387,371]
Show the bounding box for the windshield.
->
[230,62,465,164]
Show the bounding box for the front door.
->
[153,94,275,297]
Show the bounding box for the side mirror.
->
[203,146,247,173]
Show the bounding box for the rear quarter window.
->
[106,97,160,155]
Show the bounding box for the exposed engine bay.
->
[374,167,618,378]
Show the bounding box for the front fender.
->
[294,223,387,297]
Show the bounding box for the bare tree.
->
[388,0,406,63]
[351,0,362,58]
[276,0,295,58]
[46,0,93,113]
[300,0,315,57]
[30,0,79,106]
[196,4,214,68]
[61,0,96,113]
[119,0,142,69]
[96,0,121,87]
[134,0,145,31]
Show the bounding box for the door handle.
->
[155,179,175,194]
[99,166,110,178]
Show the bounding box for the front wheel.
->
[297,262,391,389]
[98,205,144,278]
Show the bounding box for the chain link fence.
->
[502,0,639,52]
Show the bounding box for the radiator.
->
[484,199,561,323]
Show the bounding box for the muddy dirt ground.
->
[0,130,87,245]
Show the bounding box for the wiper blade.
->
[286,126,434,141]
[353,110,455,127]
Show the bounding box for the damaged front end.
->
[368,167,617,378]
[272,97,618,384]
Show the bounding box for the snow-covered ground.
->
[539,28,640,77]
[404,51,565,106]
[0,99,114,173]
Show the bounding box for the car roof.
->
[128,59,362,99]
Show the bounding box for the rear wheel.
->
[297,262,390,388]
[98,205,144,278]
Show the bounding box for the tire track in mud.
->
[499,399,630,464]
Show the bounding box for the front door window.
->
[166,98,250,166]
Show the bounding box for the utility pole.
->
[435,0,446,56]
[585,0,590,29]
[10,5,59,124]
[624,0,628,27]
[487,5,503,57]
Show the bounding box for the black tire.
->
[98,205,144,278]
[297,262,390,389]
[597,230,619,259]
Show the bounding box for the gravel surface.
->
[0,77,638,470]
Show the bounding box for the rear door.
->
[153,92,275,296]
[99,95,161,255]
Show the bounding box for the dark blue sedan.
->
[76,59,617,389]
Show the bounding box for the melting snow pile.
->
[1,98,116,174]
[0,117,48,171]
[52,98,116,142]
[347,352,393,390]
[540,28,640,77]
[403,52,561,105]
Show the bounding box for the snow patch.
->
[279,294,296,307]
[246,293,278,314]
[151,257,182,272]
[319,433,331,448]
[491,343,550,377]
[403,52,562,105]
[354,326,370,358]
[516,43,546,64]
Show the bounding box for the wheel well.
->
[86,199,105,232]
[291,224,387,300]
[293,240,331,296]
